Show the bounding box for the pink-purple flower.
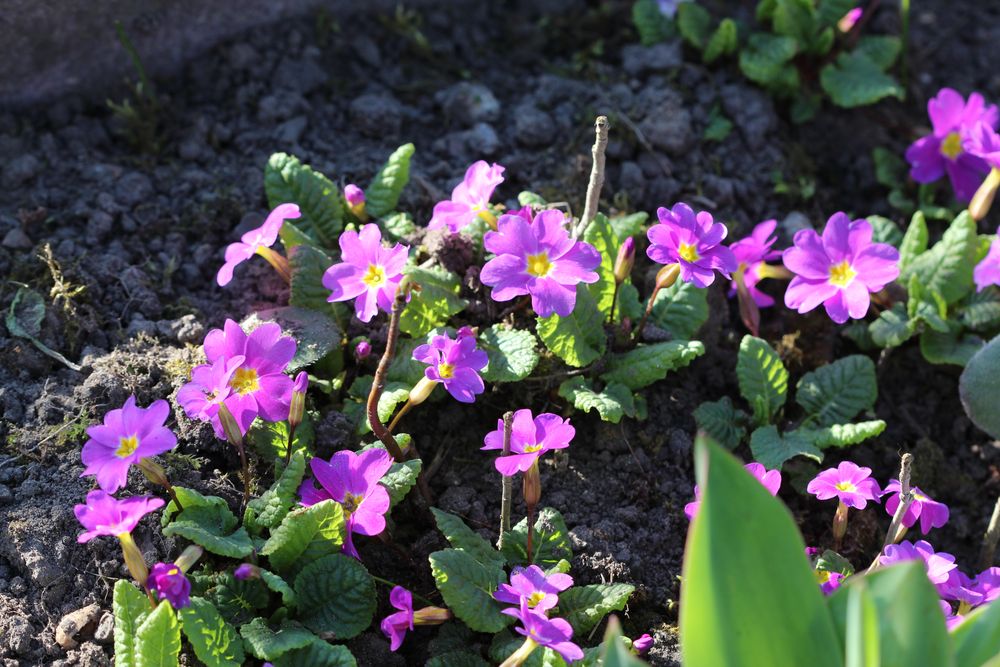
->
[882,480,949,535]
[633,633,653,655]
[729,219,784,307]
[974,567,1000,604]
[323,223,409,323]
[217,204,300,286]
[80,396,177,493]
[685,462,781,520]
[501,599,584,664]
[428,161,505,233]
[879,540,957,585]
[298,449,393,558]
[905,88,998,202]
[646,203,738,288]
[345,184,366,220]
[234,563,259,581]
[480,209,601,318]
[412,332,488,403]
[381,586,414,652]
[481,409,575,476]
[974,227,1000,293]
[818,571,844,596]
[147,562,192,608]
[494,565,573,612]
[783,213,900,324]
[807,461,882,509]
[75,490,165,543]
[176,355,245,439]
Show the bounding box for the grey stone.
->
[619,160,645,195]
[272,56,328,95]
[435,82,501,126]
[2,228,32,249]
[639,104,694,156]
[720,84,777,151]
[275,115,308,143]
[93,613,114,644]
[227,42,257,70]
[0,484,11,504]
[349,93,403,137]
[6,616,33,655]
[2,154,41,187]
[352,36,381,68]
[513,104,555,147]
[621,42,683,77]
[86,211,114,240]
[114,172,154,208]
[780,211,813,241]
[156,314,205,345]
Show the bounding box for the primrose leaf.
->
[816,0,855,27]
[632,0,673,45]
[749,425,823,469]
[903,211,977,305]
[682,437,842,666]
[961,287,1000,330]
[736,335,788,425]
[260,500,346,574]
[554,584,635,635]
[114,580,151,667]
[380,211,417,243]
[869,303,916,348]
[676,1,713,49]
[558,377,638,424]
[399,265,467,337]
[703,18,739,64]
[898,211,929,273]
[135,598,181,667]
[536,285,606,368]
[500,507,573,568]
[820,51,904,107]
[242,306,340,373]
[426,651,489,667]
[431,508,506,569]
[650,279,710,339]
[365,143,414,218]
[5,287,82,371]
[600,340,705,391]
[518,191,548,207]
[854,35,902,70]
[272,640,357,667]
[920,326,983,366]
[178,597,245,667]
[162,495,253,558]
[739,33,799,94]
[288,244,348,326]
[240,619,317,661]
[795,355,877,426]
[479,324,540,383]
[693,397,748,450]
[951,593,1000,667]
[247,416,314,462]
[584,212,638,319]
[598,617,645,666]
[246,450,307,530]
[374,447,421,507]
[866,215,903,247]
[202,574,269,627]
[770,0,816,46]
[872,146,909,190]
[793,420,886,450]
[259,569,297,607]
[265,153,343,247]
[430,548,509,633]
[295,554,376,640]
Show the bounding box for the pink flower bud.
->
[633,633,653,655]
[344,184,365,207]
[613,237,636,284]
[355,340,372,360]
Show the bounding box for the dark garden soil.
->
[2,1,999,665]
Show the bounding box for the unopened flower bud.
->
[456,326,477,339]
[174,545,203,573]
[837,7,863,32]
[970,167,1000,221]
[413,606,452,625]
[137,457,169,489]
[355,340,372,360]
[408,376,438,406]
[289,371,308,429]
[654,262,681,291]
[345,184,367,221]
[234,563,261,581]
[523,461,541,508]
[613,237,636,285]
[632,633,653,655]
[118,532,149,586]
[216,403,244,449]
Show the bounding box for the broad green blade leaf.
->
[260,500,345,574]
[479,324,540,383]
[795,420,886,449]
[843,584,880,667]
[536,285,606,367]
[558,377,637,424]
[771,0,817,44]
[288,244,348,326]
[265,153,343,247]
[381,211,416,243]
[260,568,297,607]
[240,619,317,660]
[295,554,376,640]
[676,1,712,48]
[870,303,916,348]
[828,563,951,667]
[951,595,1000,667]
[554,584,635,635]
[599,617,646,667]
[114,579,150,667]
[960,333,1000,438]
[681,437,842,666]
[820,52,904,107]
[704,18,738,64]
[736,335,788,425]
[693,397,748,450]
[161,491,253,558]
[796,355,877,426]
[921,326,984,366]
[380,453,421,507]
[273,640,357,667]
[203,574,269,627]
[366,143,414,218]
[518,191,548,207]
[431,508,506,569]
[242,306,340,373]
[902,211,977,305]
[650,279,709,340]
[136,600,181,667]
[399,265,467,337]
[961,287,1000,331]
[816,0,855,27]
[867,215,903,247]
[178,597,244,667]
[749,424,823,468]
[600,340,704,391]
[898,211,929,272]
[632,0,672,45]
[246,450,307,530]
[500,507,573,568]
[583,212,629,317]
[430,548,509,633]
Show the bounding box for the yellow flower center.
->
[116,435,140,458]
[362,263,386,287]
[527,591,547,607]
[523,443,544,453]
[678,242,700,263]
[835,481,857,492]
[167,567,179,576]
[341,492,363,515]
[828,261,857,288]
[940,131,963,160]
[477,209,498,226]
[526,252,552,278]
[815,570,831,585]
[230,367,261,395]
[438,363,455,379]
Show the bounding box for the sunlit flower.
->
[879,540,957,585]
[501,599,584,664]
[344,184,366,220]
[973,226,1000,292]
[495,565,573,612]
[818,571,844,596]
[783,213,899,323]
[217,204,300,286]
[807,461,882,509]
[882,480,949,535]
[685,462,780,520]
[480,209,601,317]
[633,633,653,655]
[233,563,259,581]
[647,203,737,288]
[323,223,409,323]
[729,219,784,307]
[412,332,488,403]
[148,562,192,608]
[380,586,451,652]
[176,356,245,439]
[481,409,574,476]
[428,161,505,233]
[973,567,1000,604]
[75,490,164,543]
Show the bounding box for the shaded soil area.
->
[1,0,998,665]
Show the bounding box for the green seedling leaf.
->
[902,210,977,305]
[242,306,340,373]
[632,0,673,45]
[431,508,506,569]
[960,287,1000,331]
[162,491,253,558]
[500,507,573,568]
[246,450,307,530]
[399,265,467,337]
[866,215,903,247]
[854,35,902,70]
[247,416,315,462]
[749,425,823,469]
[114,580,151,667]
[240,619,317,661]
[869,304,915,348]
[794,420,886,449]
[820,52,904,107]
[261,500,345,573]
[295,554,376,640]
[920,326,983,366]
[366,143,414,218]
[960,333,1000,438]
[265,153,343,246]
[554,584,635,635]
[650,279,710,339]
[704,18,739,64]
[740,33,799,94]
[736,335,788,425]
[677,1,712,49]
[273,640,357,667]
[135,598,181,667]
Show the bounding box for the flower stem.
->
[525,503,536,566]
[868,453,914,573]
[608,280,622,325]
[256,246,291,284]
[832,500,849,551]
[367,282,409,463]
[387,399,416,434]
[572,116,609,240]
[237,439,250,512]
[497,411,515,549]
[499,637,539,667]
[977,494,1000,570]
[284,421,298,467]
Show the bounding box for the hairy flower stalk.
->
[498,411,515,549]
[217,402,251,510]
[869,453,915,573]
[634,262,680,341]
[366,278,411,463]
[572,115,609,240]
[136,457,183,513]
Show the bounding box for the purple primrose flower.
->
[233,563,259,581]
[974,227,1000,292]
[176,355,245,439]
[412,331,488,403]
[882,480,949,535]
[974,567,1000,604]
[818,571,844,596]
[480,209,601,317]
[494,565,573,612]
[344,184,366,219]
[807,461,882,509]
[729,219,784,307]
[633,633,653,655]
[80,396,177,493]
[355,340,372,360]
[481,408,575,476]
[783,213,900,324]
[75,490,165,543]
[217,204,300,286]
[381,586,414,652]
[323,223,409,323]
[147,562,192,608]
[646,203,738,288]
[428,161,505,233]
[502,599,584,664]
[685,462,781,520]
[879,540,957,585]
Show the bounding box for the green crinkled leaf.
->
[736,335,788,425]
[704,18,738,64]
[794,420,886,450]
[429,622,476,656]
[873,146,908,190]
[600,340,705,391]
[869,303,915,348]
[555,584,635,635]
[854,35,902,70]
[380,211,417,243]
[273,640,357,667]
[558,377,637,424]
[693,397,748,450]
[584,212,637,319]
[261,500,346,574]
[295,554,376,640]
[260,569,297,607]
[366,143,414,218]
[288,244,346,325]
[430,549,509,633]
[265,153,343,247]
[203,575,270,627]
[704,105,734,142]
[866,215,903,247]
[114,580,150,667]
[178,597,244,667]
[739,33,800,94]
[400,265,467,337]
[920,326,983,366]
[632,0,672,46]
[243,306,340,373]
[162,495,253,558]
[432,508,506,568]
[500,507,573,568]
[479,324,540,382]
[650,279,710,339]
[246,450,307,530]
[677,1,712,49]
[749,425,823,469]
[247,416,315,463]
[907,275,949,332]
[136,598,181,667]
[771,0,816,45]
[961,287,1000,330]
[279,220,318,250]
[518,191,548,207]
[536,285,606,367]
[898,211,929,272]
[902,211,977,305]
[240,619,317,661]
[821,51,904,107]
[796,355,877,426]
[357,439,420,506]
[426,651,489,667]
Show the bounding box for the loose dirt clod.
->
[55,603,101,650]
